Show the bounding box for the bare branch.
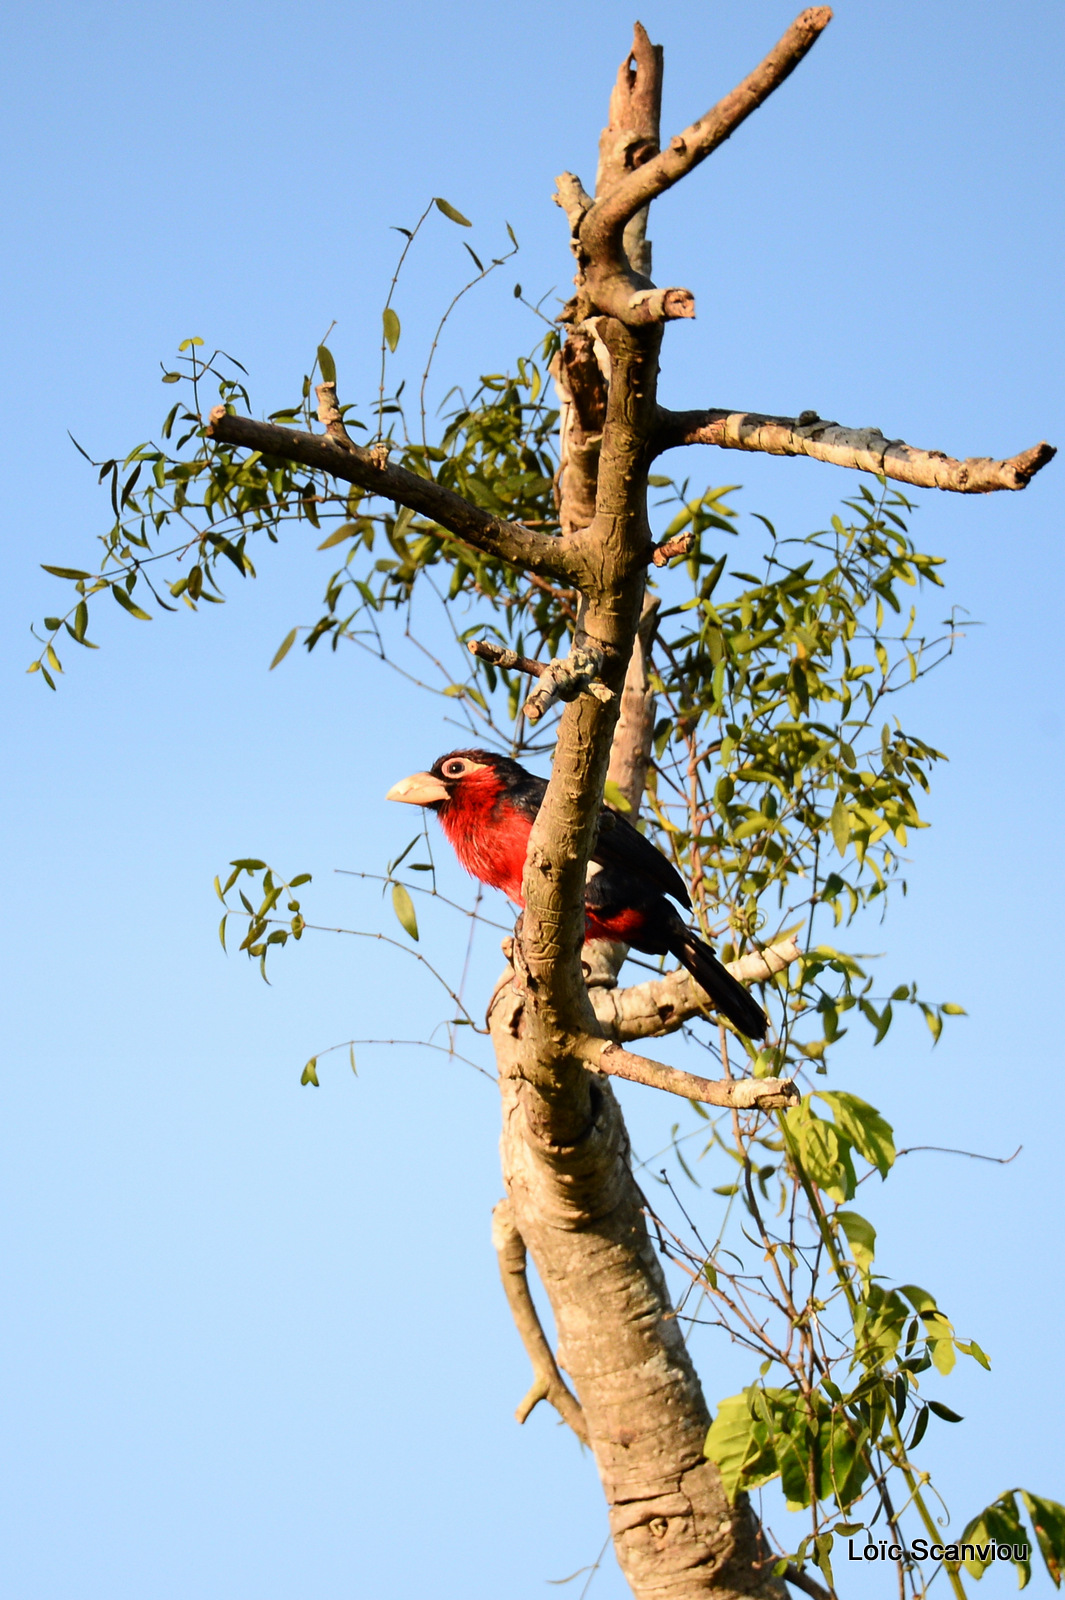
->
[586,1036,798,1109]
[523,642,615,723]
[554,171,594,232]
[491,1198,589,1445]
[206,408,577,575]
[649,529,695,566]
[550,328,607,535]
[591,937,802,1044]
[315,380,353,444]
[655,405,1056,493]
[465,638,616,722]
[595,23,664,279]
[466,640,549,677]
[583,9,832,260]
[605,595,659,815]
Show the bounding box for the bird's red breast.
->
[435,763,532,904]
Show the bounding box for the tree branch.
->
[582,9,832,262]
[595,21,664,280]
[784,1563,835,1600]
[591,937,802,1044]
[206,408,577,575]
[585,1036,798,1110]
[654,406,1055,493]
[491,1198,589,1445]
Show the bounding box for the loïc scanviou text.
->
[849,1539,1029,1564]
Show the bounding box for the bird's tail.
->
[670,928,768,1039]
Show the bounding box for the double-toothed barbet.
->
[386,748,767,1039]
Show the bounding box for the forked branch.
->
[582,9,832,265]
[655,406,1055,493]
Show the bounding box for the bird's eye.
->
[443,759,468,778]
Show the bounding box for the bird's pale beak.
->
[386,771,449,806]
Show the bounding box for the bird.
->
[386,748,768,1039]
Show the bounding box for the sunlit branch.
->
[206,408,578,577]
[655,405,1055,494]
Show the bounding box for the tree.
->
[22,9,1063,1600]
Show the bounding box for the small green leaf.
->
[111,585,152,620]
[602,779,632,813]
[391,882,419,941]
[301,1058,320,1087]
[41,564,92,580]
[837,1209,876,1275]
[830,794,849,855]
[270,628,298,670]
[434,196,472,227]
[178,337,204,351]
[317,523,359,550]
[317,344,336,385]
[1020,1490,1065,1587]
[161,372,182,383]
[926,1400,963,1423]
[383,308,401,352]
[218,915,228,952]
[349,1045,357,1075]
[464,242,484,272]
[704,1392,778,1499]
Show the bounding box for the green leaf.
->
[317,344,336,385]
[1020,1490,1065,1587]
[111,585,152,620]
[836,1209,876,1275]
[602,779,632,813]
[961,1493,1031,1585]
[830,794,850,855]
[349,1044,358,1076]
[317,523,360,550]
[926,1400,963,1423]
[434,196,472,226]
[41,564,92,580]
[270,628,298,670]
[703,1393,778,1499]
[301,1057,320,1087]
[817,1092,895,1176]
[383,308,401,352]
[178,337,204,351]
[464,241,485,272]
[391,882,419,941]
[218,915,228,952]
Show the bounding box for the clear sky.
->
[3,3,1063,1596]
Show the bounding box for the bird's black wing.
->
[592,807,691,910]
[503,762,691,910]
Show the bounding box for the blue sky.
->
[3,3,1063,1596]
